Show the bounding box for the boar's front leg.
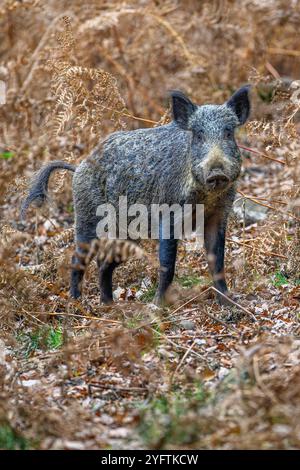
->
[204,211,229,304]
[154,220,178,306]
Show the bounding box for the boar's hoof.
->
[153,289,176,307]
[216,290,236,307]
[70,288,82,299]
[153,293,165,307]
[101,296,114,305]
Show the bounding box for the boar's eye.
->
[224,127,234,139]
[194,129,205,144]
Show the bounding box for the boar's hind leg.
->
[204,212,229,304]
[70,224,96,299]
[71,251,86,299]
[98,259,119,304]
[154,221,178,305]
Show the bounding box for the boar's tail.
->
[20,161,76,220]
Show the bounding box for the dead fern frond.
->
[74,239,145,272]
[55,16,76,56]
[48,17,126,136]
[154,105,172,127]
[50,62,126,135]
[48,228,74,250]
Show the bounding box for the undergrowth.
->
[0,0,299,450]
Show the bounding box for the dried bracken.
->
[0,0,299,451]
[76,238,145,269]
[48,17,127,136]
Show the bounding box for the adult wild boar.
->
[21,86,250,305]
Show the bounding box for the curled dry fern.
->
[49,17,126,136]
[73,239,144,272]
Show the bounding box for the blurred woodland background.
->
[0,0,299,450]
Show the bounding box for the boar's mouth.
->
[205,171,230,191]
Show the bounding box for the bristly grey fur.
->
[72,99,246,234]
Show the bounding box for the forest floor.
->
[1,150,299,449]
[0,0,299,450]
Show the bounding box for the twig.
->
[17,304,48,326]
[21,13,76,94]
[240,196,288,206]
[265,61,281,80]
[172,340,196,375]
[88,382,147,394]
[210,287,257,322]
[11,296,46,326]
[153,328,205,361]
[121,112,159,125]
[238,190,300,222]
[167,285,255,323]
[0,142,17,151]
[167,306,201,320]
[267,47,300,57]
[238,190,275,210]
[238,144,286,165]
[203,309,240,334]
[168,286,213,316]
[45,311,121,323]
[73,325,92,329]
[147,13,196,65]
[228,238,288,260]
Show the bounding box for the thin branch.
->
[228,238,288,260]
[210,287,256,322]
[88,383,147,394]
[267,47,300,57]
[21,13,76,94]
[45,311,121,323]
[121,112,159,125]
[238,144,286,165]
[169,339,197,386]
[238,190,300,222]
[169,286,213,316]
[240,196,288,206]
[203,309,240,334]
[153,328,206,361]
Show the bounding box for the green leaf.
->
[0,424,29,450]
[272,271,289,288]
[1,151,14,160]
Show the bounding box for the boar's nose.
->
[205,171,229,190]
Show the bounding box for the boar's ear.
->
[169,90,197,129]
[227,85,251,125]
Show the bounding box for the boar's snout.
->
[205,170,229,190]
